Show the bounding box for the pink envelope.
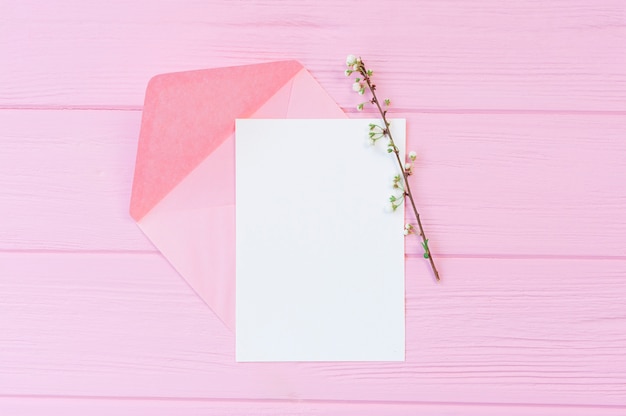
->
[130,61,346,331]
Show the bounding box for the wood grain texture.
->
[0,0,625,110]
[2,109,624,256]
[0,110,150,251]
[1,253,625,405]
[1,396,626,416]
[1,0,625,413]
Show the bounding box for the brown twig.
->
[356,59,440,281]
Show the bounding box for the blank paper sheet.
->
[235,119,405,362]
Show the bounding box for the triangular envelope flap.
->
[133,62,347,334]
[130,60,303,221]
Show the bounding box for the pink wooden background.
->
[1,0,625,414]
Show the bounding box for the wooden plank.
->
[396,111,626,257]
[1,396,625,416]
[1,109,625,256]
[0,0,624,110]
[1,253,625,405]
[0,109,152,251]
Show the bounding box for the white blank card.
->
[235,119,405,362]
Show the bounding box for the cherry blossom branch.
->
[345,55,440,281]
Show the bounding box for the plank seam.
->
[0,394,624,409]
[2,249,626,261]
[0,105,625,115]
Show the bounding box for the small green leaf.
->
[421,239,430,258]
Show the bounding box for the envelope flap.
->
[130,60,303,221]
[130,60,347,337]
